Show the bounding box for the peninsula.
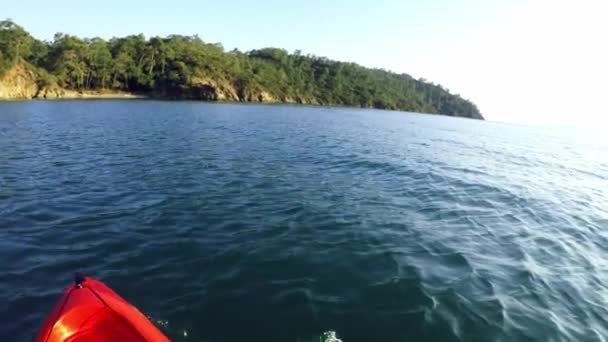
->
[0,20,482,119]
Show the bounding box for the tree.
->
[0,18,483,119]
[0,19,34,62]
[84,38,112,88]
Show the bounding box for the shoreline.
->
[44,90,147,100]
[0,90,147,101]
[60,91,147,100]
[0,95,485,120]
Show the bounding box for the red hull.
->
[36,276,170,342]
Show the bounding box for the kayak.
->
[36,275,170,342]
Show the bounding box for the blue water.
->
[0,100,607,341]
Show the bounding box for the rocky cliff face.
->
[0,63,313,104]
[0,63,40,99]
[190,77,240,101]
[0,63,66,100]
[190,76,280,103]
[0,64,141,100]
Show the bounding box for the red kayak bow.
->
[36,275,170,342]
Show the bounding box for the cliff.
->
[0,63,54,99]
[0,64,315,104]
[159,76,311,104]
[0,63,142,100]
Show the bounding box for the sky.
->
[5,0,608,128]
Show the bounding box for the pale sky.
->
[6,0,608,128]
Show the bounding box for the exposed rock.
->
[37,86,65,99]
[216,86,239,101]
[280,95,296,103]
[0,64,314,106]
[191,76,239,101]
[0,63,144,100]
[0,63,39,99]
[58,89,142,99]
[258,91,276,103]
[233,86,279,103]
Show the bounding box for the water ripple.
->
[0,101,606,341]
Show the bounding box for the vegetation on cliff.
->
[0,19,482,119]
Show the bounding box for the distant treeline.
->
[0,19,482,119]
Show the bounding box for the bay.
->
[0,100,607,341]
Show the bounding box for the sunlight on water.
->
[296,331,343,342]
[321,331,343,342]
[0,101,606,341]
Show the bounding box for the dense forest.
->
[0,19,482,119]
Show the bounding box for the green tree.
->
[0,18,483,119]
[0,19,34,62]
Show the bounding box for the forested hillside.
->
[0,19,482,119]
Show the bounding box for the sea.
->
[0,100,607,341]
